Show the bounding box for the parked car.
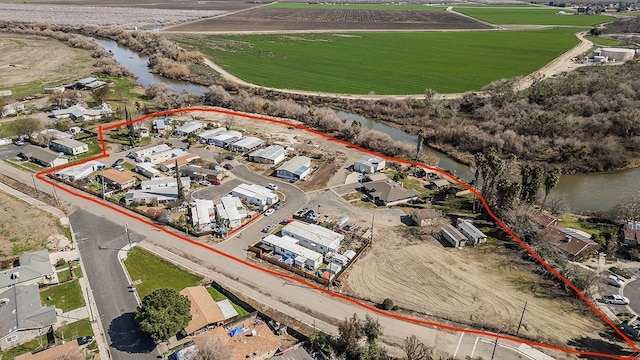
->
[262,224,277,233]
[211,180,221,186]
[199,180,211,186]
[223,164,233,170]
[274,201,283,210]
[225,155,234,160]
[264,208,275,216]
[115,165,125,172]
[14,140,24,146]
[77,336,94,346]
[266,183,278,191]
[608,275,624,288]
[112,158,124,167]
[603,294,629,305]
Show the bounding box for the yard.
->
[172,27,580,94]
[54,319,94,342]
[206,287,250,317]
[124,247,203,298]
[40,279,86,313]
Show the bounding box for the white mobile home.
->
[457,219,487,245]
[208,130,243,148]
[196,128,227,144]
[248,145,286,165]
[135,162,162,178]
[230,136,265,153]
[281,220,343,254]
[261,235,323,270]
[174,121,204,137]
[441,224,466,248]
[190,199,215,230]
[215,196,246,229]
[275,156,311,181]
[231,183,279,210]
[51,138,88,156]
[353,155,386,173]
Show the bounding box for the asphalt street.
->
[624,278,640,315]
[0,144,20,159]
[71,209,158,360]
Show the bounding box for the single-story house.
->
[157,153,200,172]
[152,118,171,136]
[39,128,73,141]
[216,196,247,229]
[361,180,420,206]
[557,236,598,260]
[231,183,279,210]
[125,187,180,206]
[353,155,385,173]
[196,128,227,144]
[84,80,107,90]
[262,235,323,270]
[230,136,265,153]
[411,208,439,226]
[173,121,204,137]
[140,176,191,190]
[131,144,172,161]
[441,224,467,248]
[50,138,88,156]
[622,221,640,246]
[457,219,487,245]
[18,145,68,168]
[145,148,185,165]
[428,178,451,190]
[133,122,149,138]
[179,286,228,335]
[532,212,560,229]
[248,145,286,165]
[275,156,311,181]
[281,220,343,255]
[0,250,56,290]
[193,318,281,360]
[267,348,315,360]
[14,339,81,360]
[135,162,162,178]
[208,130,243,148]
[51,103,112,121]
[364,173,388,182]
[190,199,215,230]
[0,284,57,350]
[55,160,104,182]
[180,165,227,181]
[100,168,137,190]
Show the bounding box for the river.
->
[95,38,640,212]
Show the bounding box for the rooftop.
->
[175,121,204,133]
[249,145,285,160]
[281,221,344,248]
[262,235,323,262]
[179,286,225,335]
[0,284,56,340]
[194,321,281,360]
[101,168,136,185]
[232,136,265,150]
[51,138,86,149]
[277,156,311,175]
[355,155,384,166]
[458,220,486,240]
[14,339,81,360]
[19,145,63,164]
[413,208,438,221]
[0,250,53,289]
[362,180,419,203]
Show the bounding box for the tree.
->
[134,288,192,342]
[15,118,43,138]
[309,331,334,356]
[176,159,185,202]
[360,343,388,360]
[193,332,234,360]
[403,335,432,360]
[382,298,395,310]
[92,86,110,104]
[336,313,364,358]
[543,167,562,207]
[363,315,382,344]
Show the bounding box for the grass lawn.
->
[401,177,432,198]
[3,158,43,173]
[584,35,623,46]
[55,318,93,342]
[206,287,250,317]
[173,27,580,94]
[124,247,202,299]
[452,6,612,26]
[432,194,477,217]
[0,335,48,359]
[559,216,619,237]
[57,268,72,282]
[40,279,86,312]
[75,139,103,160]
[267,3,447,10]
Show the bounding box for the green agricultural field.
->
[267,3,447,10]
[174,28,580,94]
[585,35,623,46]
[452,6,612,26]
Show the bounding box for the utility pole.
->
[516,301,528,336]
[370,211,375,243]
[125,222,132,250]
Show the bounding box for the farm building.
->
[55,160,104,182]
[196,128,227,144]
[173,121,204,136]
[0,284,56,351]
[140,176,191,190]
[457,219,487,245]
[275,156,311,181]
[361,180,419,206]
[248,145,286,165]
[231,183,279,210]
[157,152,200,172]
[281,220,343,255]
[0,250,56,290]
[230,136,265,153]
[50,138,88,156]
[179,286,236,335]
[125,187,180,206]
[410,208,439,226]
[216,196,247,229]
[190,199,215,230]
[622,221,640,246]
[353,155,385,173]
[135,162,162,178]
[130,144,171,161]
[99,168,137,190]
[180,165,227,181]
[261,235,323,270]
[18,145,68,168]
[595,47,636,62]
[193,317,281,360]
[441,224,467,248]
[207,130,243,148]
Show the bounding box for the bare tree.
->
[403,335,432,360]
[193,333,234,360]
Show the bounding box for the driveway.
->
[71,209,158,360]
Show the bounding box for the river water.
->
[95,38,640,212]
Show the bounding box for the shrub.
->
[382,298,394,310]
[609,266,631,279]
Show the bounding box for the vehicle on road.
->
[274,201,284,210]
[266,183,278,191]
[608,275,624,288]
[14,140,24,146]
[199,180,211,186]
[264,208,275,216]
[211,180,221,185]
[225,155,234,160]
[77,336,94,345]
[262,224,277,233]
[604,294,629,305]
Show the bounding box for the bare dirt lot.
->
[166,8,492,32]
[0,0,253,12]
[0,188,68,263]
[0,34,95,93]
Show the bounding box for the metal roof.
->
[249,145,285,161]
[52,138,86,149]
[262,235,323,262]
[458,221,486,240]
[277,156,311,174]
[231,136,264,150]
[282,220,344,248]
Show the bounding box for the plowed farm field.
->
[166,8,492,32]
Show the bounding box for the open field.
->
[0,0,253,11]
[172,27,579,94]
[267,3,448,10]
[0,34,94,99]
[452,6,613,26]
[166,7,489,32]
[0,190,69,261]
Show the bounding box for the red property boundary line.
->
[36,107,639,359]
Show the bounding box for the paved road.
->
[0,144,20,159]
[624,278,640,315]
[71,209,158,360]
